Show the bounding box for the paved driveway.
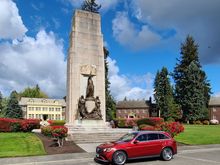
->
[1,145,220,165]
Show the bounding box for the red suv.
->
[94,131,177,165]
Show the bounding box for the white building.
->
[19,97,66,120]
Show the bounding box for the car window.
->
[159,133,169,139]
[147,133,159,141]
[118,132,138,142]
[136,134,148,142]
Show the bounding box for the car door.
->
[143,133,162,156]
[126,134,148,158]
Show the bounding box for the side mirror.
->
[133,140,139,144]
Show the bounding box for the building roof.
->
[19,97,66,106]
[116,100,149,109]
[209,97,220,106]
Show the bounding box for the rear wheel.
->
[161,147,173,161]
[112,150,127,165]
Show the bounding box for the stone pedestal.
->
[66,10,106,128]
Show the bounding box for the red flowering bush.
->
[41,125,68,147]
[140,124,155,131]
[137,117,164,127]
[21,119,40,132]
[159,122,184,137]
[125,119,138,128]
[51,126,68,138]
[138,121,184,137]
[0,118,40,132]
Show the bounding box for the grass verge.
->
[175,124,220,145]
[0,132,46,158]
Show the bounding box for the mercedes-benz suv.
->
[94,131,177,165]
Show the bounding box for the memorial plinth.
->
[66,10,106,128]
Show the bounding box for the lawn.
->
[175,124,220,145]
[0,133,46,158]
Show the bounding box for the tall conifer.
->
[173,35,211,122]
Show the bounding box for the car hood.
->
[98,141,125,148]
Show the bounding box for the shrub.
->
[41,125,68,147]
[48,120,66,126]
[193,120,203,125]
[160,122,184,137]
[210,119,219,125]
[41,126,53,137]
[140,125,155,131]
[125,119,138,128]
[116,119,126,128]
[0,118,40,132]
[203,120,210,125]
[137,117,164,127]
[21,119,40,132]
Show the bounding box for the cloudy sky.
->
[0,0,220,100]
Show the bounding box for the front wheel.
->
[112,150,127,165]
[161,147,173,161]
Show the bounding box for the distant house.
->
[19,97,66,120]
[209,97,220,121]
[116,98,158,119]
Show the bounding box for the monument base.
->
[66,120,132,143]
[65,119,110,133]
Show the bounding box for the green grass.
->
[175,125,220,145]
[0,132,46,158]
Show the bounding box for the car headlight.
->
[103,148,113,152]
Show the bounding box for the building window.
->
[29,107,31,111]
[29,114,31,119]
[56,108,60,112]
[32,114,34,118]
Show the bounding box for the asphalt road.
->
[2,145,220,165]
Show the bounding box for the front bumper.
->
[94,156,110,164]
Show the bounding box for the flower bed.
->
[0,118,40,132]
[41,125,68,147]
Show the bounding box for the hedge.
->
[0,118,40,132]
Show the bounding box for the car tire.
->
[161,147,173,161]
[112,150,127,165]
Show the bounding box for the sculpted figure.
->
[93,96,102,119]
[78,95,87,119]
[86,76,94,98]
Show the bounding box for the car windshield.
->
[117,132,138,142]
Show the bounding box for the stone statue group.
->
[78,76,102,120]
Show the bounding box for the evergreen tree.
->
[104,47,116,121]
[0,91,3,115]
[181,61,208,121]
[154,67,181,121]
[173,35,211,122]
[5,91,22,118]
[20,84,48,98]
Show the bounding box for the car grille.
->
[96,147,103,154]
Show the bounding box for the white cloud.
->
[112,12,160,50]
[0,30,66,98]
[107,57,154,101]
[0,0,27,40]
[130,0,220,64]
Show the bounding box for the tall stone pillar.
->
[66,10,106,127]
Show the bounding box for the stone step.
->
[67,131,130,143]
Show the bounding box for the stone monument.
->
[66,1,106,128]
